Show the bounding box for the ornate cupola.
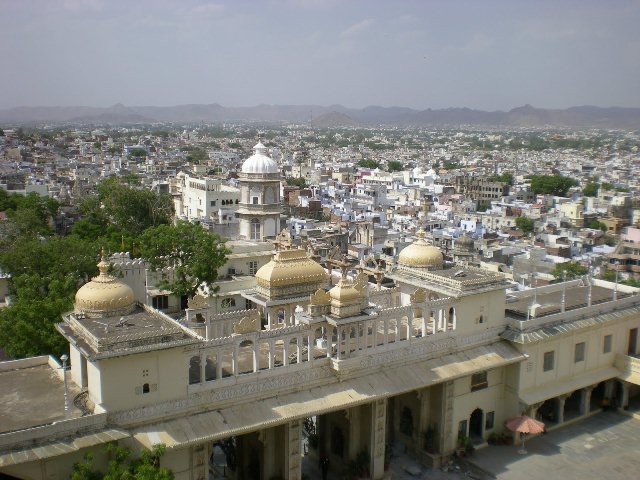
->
[254,230,328,300]
[398,230,443,270]
[74,252,135,318]
[237,139,281,241]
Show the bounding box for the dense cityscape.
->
[2,0,640,479]
[0,119,639,479]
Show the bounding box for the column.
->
[232,345,239,375]
[337,328,343,360]
[557,394,569,424]
[285,420,302,480]
[216,351,222,379]
[326,327,333,358]
[620,381,630,409]
[384,319,389,345]
[296,336,303,362]
[267,307,273,330]
[307,334,313,362]
[582,386,595,415]
[527,402,543,420]
[369,399,387,480]
[440,381,455,454]
[253,343,259,373]
[371,320,378,347]
[268,341,274,369]
[417,389,430,451]
[347,407,361,461]
[260,428,277,480]
[200,353,206,384]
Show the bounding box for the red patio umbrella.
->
[505,415,545,454]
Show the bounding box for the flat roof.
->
[59,306,195,358]
[506,285,629,319]
[0,362,83,434]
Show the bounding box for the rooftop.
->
[58,305,196,359]
[0,357,83,434]
[506,282,633,320]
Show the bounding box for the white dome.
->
[241,142,279,174]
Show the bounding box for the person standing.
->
[321,455,330,480]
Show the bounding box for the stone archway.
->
[469,408,483,441]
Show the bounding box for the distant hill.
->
[311,111,357,127]
[1,102,639,129]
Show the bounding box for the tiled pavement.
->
[299,411,640,479]
[468,411,640,480]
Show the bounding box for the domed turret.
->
[241,142,279,174]
[456,232,474,252]
[255,247,328,300]
[398,230,443,269]
[74,254,135,318]
[329,280,362,303]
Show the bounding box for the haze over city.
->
[2,0,640,111]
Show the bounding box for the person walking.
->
[321,454,330,480]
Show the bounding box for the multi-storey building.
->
[174,174,239,223]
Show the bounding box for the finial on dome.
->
[98,247,109,275]
[417,230,426,240]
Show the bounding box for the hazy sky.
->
[1,0,639,110]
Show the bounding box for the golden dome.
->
[398,230,443,269]
[256,248,327,288]
[329,280,362,302]
[75,256,135,318]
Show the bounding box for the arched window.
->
[142,383,150,394]
[221,297,236,309]
[251,219,261,240]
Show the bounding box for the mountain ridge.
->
[1,103,639,129]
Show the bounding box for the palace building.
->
[1,148,640,480]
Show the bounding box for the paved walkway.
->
[468,411,640,480]
[299,412,639,479]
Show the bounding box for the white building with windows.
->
[174,174,239,223]
[237,142,281,241]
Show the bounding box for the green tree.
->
[358,159,380,169]
[140,221,230,299]
[515,216,534,234]
[0,128,4,136]
[71,443,173,480]
[530,175,578,197]
[0,236,98,358]
[443,161,461,170]
[476,200,490,212]
[128,148,147,158]
[386,160,403,172]
[0,192,59,241]
[286,177,307,188]
[586,220,607,231]
[582,182,599,197]
[550,261,588,282]
[490,173,514,186]
[75,178,173,239]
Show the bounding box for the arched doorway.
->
[469,408,483,442]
